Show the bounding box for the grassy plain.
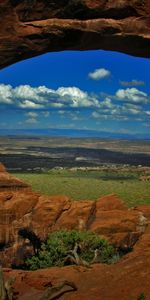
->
[14,170,150,208]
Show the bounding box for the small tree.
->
[26,230,117,270]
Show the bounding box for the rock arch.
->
[0,0,150,69]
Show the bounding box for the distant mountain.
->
[0,128,149,140]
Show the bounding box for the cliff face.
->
[0,0,150,69]
[0,163,149,269]
[1,164,150,299]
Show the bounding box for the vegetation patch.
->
[15,170,150,207]
[26,230,118,270]
[137,293,146,300]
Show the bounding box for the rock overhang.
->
[0,0,150,70]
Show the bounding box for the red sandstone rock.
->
[0,0,150,69]
[91,209,139,235]
[0,166,150,299]
[0,188,148,267]
[134,205,150,219]
[0,163,6,172]
[32,195,71,238]
[53,200,96,231]
[0,166,149,271]
[3,247,150,300]
[0,163,29,190]
[96,194,127,211]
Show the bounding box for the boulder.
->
[0,163,29,190]
[32,195,71,239]
[96,194,127,211]
[0,163,6,172]
[53,200,96,231]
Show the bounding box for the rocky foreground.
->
[0,163,150,299]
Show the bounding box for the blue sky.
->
[0,50,150,137]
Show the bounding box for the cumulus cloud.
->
[25,111,39,124]
[25,110,50,123]
[99,97,114,109]
[88,68,111,80]
[19,100,44,109]
[0,84,13,104]
[91,95,144,121]
[0,83,149,126]
[119,80,145,87]
[92,110,129,121]
[116,88,148,104]
[14,85,52,103]
[56,87,100,108]
[0,84,101,109]
[122,103,142,115]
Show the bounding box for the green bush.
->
[137,293,146,300]
[26,230,117,270]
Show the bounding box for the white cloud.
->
[91,111,99,119]
[56,87,100,108]
[145,111,150,115]
[25,111,39,124]
[92,110,130,121]
[25,112,38,118]
[58,110,65,115]
[13,85,50,103]
[0,84,13,104]
[51,103,64,108]
[91,95,144,121]
[19,100,44,109]
[119,80,145,87]
[0,84,100,109]
[14,85,39,100]
[0,83,149,126]
[116,88,148,104]
[57,87,86,99]
[125,108,140,115]
[25,118,38,124]
[122,103,142,115]
[100,97,114,109]
[88,68,111,80]
[72,115,82,121]
[143,123,150,127]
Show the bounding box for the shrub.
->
[137,293,146,300]
[26,230,117,270]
